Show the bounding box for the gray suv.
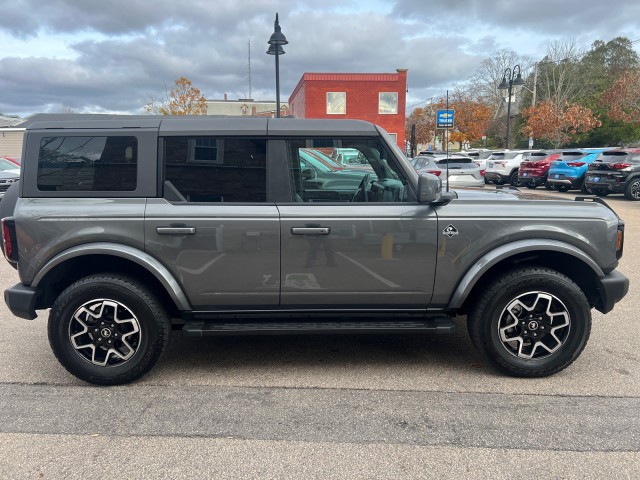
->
[1,116,629,385]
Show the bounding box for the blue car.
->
[547,148,610,192]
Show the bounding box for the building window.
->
[388,133,397,144]
[379,92,398,114]
[326,92,346,114]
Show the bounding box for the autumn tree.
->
[445,93,493,146]
[599,69,640,124]
[145,77,207,115]
[405,106,437,147]
[522,99,601,148]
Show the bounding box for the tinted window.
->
[163,137,267,202]
[37,136,137,192]
[288,138,411,203]
[435,158,475,165]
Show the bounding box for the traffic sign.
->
[437,109,454,129]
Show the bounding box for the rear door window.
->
[163,137,267,203]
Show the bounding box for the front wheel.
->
[624,178,640,200]
[509,171,519,187]
[525,181,537,189]
[467,267,591,377]
[48,274,171,385]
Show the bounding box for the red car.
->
[518,151,561,189]
[0,156,21,167]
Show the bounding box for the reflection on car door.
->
[279,138,438,309]
[145,136,280,309]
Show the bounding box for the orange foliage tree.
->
[600,69,640,123]
[445,94,493,145]
[145,76,207,115]
[405,107,436,147]
[521,99,601,147]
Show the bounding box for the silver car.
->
[413,154,484,188]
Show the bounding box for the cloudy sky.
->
[1,0,639,118]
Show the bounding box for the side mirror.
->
[417,173,442,203]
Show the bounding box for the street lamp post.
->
[267,13,288,118]
[497,65,525,148]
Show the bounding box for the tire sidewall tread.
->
[468,267,591,377]
[48,274,170,385]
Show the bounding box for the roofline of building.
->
[289,69,408,104]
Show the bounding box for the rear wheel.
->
[580,180,590,194]
[468,267,591,377]
[624,178,640,200]
[48,274,171,385]
[509,171,519,187]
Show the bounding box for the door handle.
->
[291,227,331,235]
[156,226,196,235]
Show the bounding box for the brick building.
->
[288,69,407,148]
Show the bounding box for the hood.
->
[0,171,19,180]
[451,187,571,202]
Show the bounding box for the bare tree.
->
[466,49,533,116]
[536,39,590,107]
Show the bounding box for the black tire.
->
[623,178,640,200]
[555,185,570,192]
[525,181,537,189]
[544,182,553,190]
[509,171,519,187]
[580,180,590,194]
[467,267,591,377]
[593,189,609,197]
[48,274,171,385]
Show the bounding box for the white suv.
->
[484,150,538,186]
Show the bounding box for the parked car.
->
[485,150,537,186]
[0,115,629,385]
[584,148,640,200]
[468,150,495,172]
[518,151,562,189]
[547,149,609,192]
[0,156,21,167]
[0,170,19,201]
[0,157,21,176]
[413,154,484,188]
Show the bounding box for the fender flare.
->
[447,239,604,309]
[32,242,191,311]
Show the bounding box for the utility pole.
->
[528,63,537,149]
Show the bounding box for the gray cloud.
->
[0,1,638,116]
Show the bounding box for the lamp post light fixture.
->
[267,13,288,118]
[497,65,525,148]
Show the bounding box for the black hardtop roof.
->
[25,114,379,137]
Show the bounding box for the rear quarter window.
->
[37,136,137,191]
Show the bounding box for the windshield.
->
[0,158,19,171]
[299,150,332,172]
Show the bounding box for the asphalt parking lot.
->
[0,187,638,478]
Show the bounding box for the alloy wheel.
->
[497,291,570,360]
[69,299,142,367]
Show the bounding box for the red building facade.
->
[288,69,407,148]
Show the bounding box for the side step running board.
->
[182,318,456,336]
